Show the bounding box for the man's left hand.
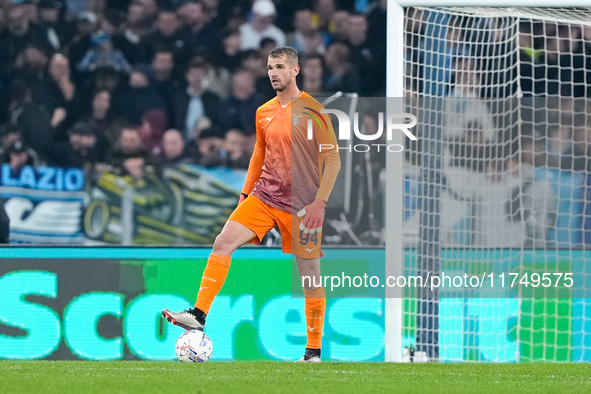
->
[296,199,326,234]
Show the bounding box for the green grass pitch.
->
[1,361,590,393]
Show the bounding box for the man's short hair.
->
[268,46,298,65]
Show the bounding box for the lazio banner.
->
[0,164,245,245]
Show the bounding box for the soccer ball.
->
[175,330,213,363]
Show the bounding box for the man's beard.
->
[273,80,290,92]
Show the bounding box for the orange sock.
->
[304,287,326,349]
[194,254,231,314]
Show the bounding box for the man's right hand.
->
[238,193,248,206]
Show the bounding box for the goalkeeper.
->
[163,47,341,363]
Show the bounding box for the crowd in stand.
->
[403,9,591,176]
[0,0,386,181]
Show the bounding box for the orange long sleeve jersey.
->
[242,92,341,214]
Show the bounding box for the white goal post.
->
[385,0,591,362]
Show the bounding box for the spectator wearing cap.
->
[178,0,221,57]
[113,63,166,125]
[171,59,220,141]
[49,121,104,169]
[66,11,99,69]
[4,140,38,176]
[77,31,131,74]
[240,0,286,50]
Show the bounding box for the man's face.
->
[69,133,84,150]
[127,3,145,26]
[243,54,265,76]
[120,128,142,151]
[135,0,157,18]
[224,32,241,52]
[179,2,205,27]
[152,52,174,75]
[80,134,97,149]
[347,15,367,44]
[330,10,349,39]
[157,11,179,36]
[163,130,184,159]
[49,54,70,79]
[129,71,149,88]
[293,10,313,33]
[232,71,255,100]
[302,58,322,80]
[92,90,111,115]
[225,130,245,159]
[267,55,299,92]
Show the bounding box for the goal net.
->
[401,5,591,362]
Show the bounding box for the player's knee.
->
[212,232,237,255]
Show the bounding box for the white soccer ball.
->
[175,330,213,363]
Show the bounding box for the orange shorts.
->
[228,195,323,259]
